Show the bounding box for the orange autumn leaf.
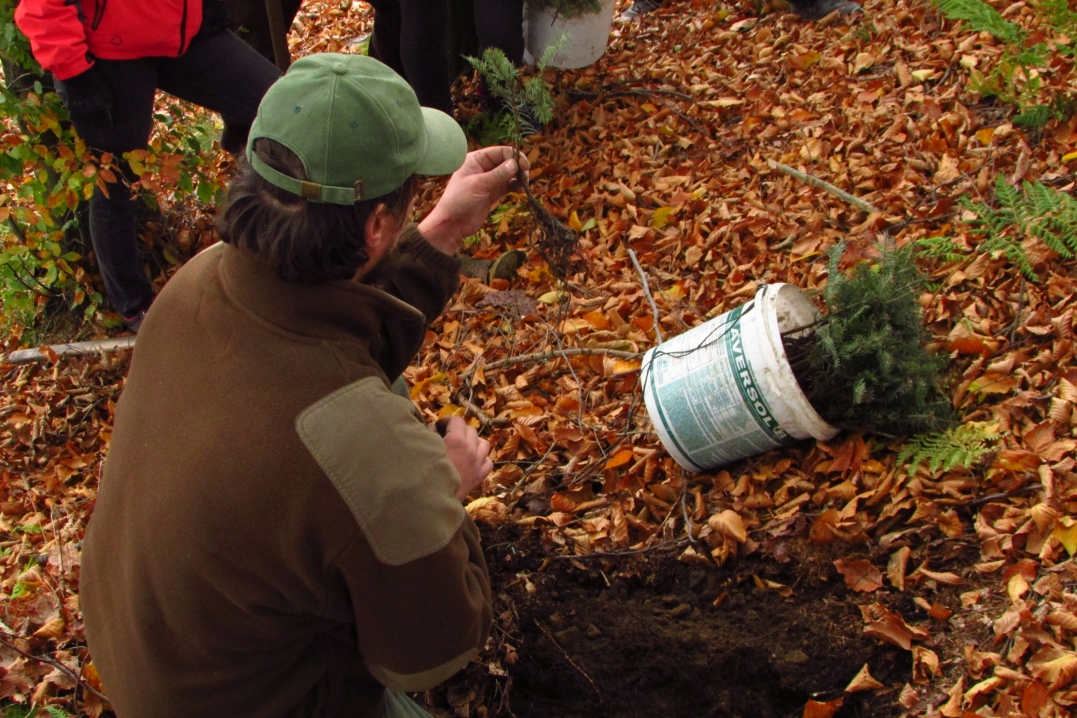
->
[802,697,843,718]
[604,449,635,470]
[834,558,883,593]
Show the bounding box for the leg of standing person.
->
[473,0,524,65]
[393,0,452,113]
[367,0,408,79]
[55,60,160,324]
[156,26,282,157]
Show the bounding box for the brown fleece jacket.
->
[80,228,492,718]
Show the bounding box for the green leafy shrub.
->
[0,9,228,334]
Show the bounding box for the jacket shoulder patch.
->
[296,377,464,566]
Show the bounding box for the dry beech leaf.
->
[844,663,884,692]
[834,558,883,593]
[802,697,843,718]
[887,546,910,591]
[709,510,747,544]
[860,603,926,651]
[898,683,919,710]
[603,449,634,471]
[752,574,793,597]
[1029,647,1077,689]
[914,565,964,585]
[1007,572,1030,604]
[913,596,953,620]
[31,617,65,640]
[912,646,940,683]
[939,676,965,717]
[466,497,508,525]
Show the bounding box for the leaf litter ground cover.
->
[2,0,1077,715]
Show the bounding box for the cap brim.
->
[417,108,467,177]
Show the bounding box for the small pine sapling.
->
[785,243,954,435]
[466,43,579,282]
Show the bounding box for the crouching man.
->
[79,53,527,718]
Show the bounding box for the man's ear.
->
[364,202,396,260]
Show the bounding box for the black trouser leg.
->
[157,28,282,154]
[57,59,158,319]
[368,0,452,113]
[473,0,524,65]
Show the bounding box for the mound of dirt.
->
[432,526,910,718]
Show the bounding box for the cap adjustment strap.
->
[250,152,363,205]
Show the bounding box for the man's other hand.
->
[418,146,531,256]
[439,417,492,501]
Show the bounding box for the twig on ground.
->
[0,631,110,703]
[454,391,509,429]
[767,160,881,214]
[549,538,690,561]
[482,347,642,373]
[1008,278,1027,344]
[534,620,601,696]
[627,249,664,344]
[969,485,1041,507]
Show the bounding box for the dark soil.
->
[431,525,908,718]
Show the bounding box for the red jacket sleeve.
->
[14,0,94,80]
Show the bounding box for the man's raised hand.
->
[418,146,531,255]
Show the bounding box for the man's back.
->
[81,241,491,717]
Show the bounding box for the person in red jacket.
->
[15,0,281,330]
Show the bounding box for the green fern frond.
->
[1037,0,1077,35]
[1014,104,1052,127]
[958,176,1077,281]
[933,0,1024,44]
[913,236,969,264]
[898,422,999,474]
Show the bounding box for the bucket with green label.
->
[641,283,838,472]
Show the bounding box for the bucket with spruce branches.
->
[642,243,954,472]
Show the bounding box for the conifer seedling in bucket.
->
[642,243,953,472]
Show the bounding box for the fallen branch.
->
[969,485,1041,507]
[549,537,690,561]
[628,249,664,344]
[4,336,137,365]
[767,160,881,214]
[0,631,110,703]
[482,347,642,373]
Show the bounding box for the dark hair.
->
[218,138,418,283]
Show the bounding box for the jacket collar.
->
[217,243,426,379]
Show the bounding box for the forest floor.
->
[2,0,1076,716]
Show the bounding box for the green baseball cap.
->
[246,53,467,204]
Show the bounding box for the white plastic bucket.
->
[522,0,617,69]
[642,284,839,472]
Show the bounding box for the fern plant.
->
[933,0,1023,44]
[934,0,1076,127]
[898,422,999,474]
[965,176,1077,279]
[916,178,1077,281]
